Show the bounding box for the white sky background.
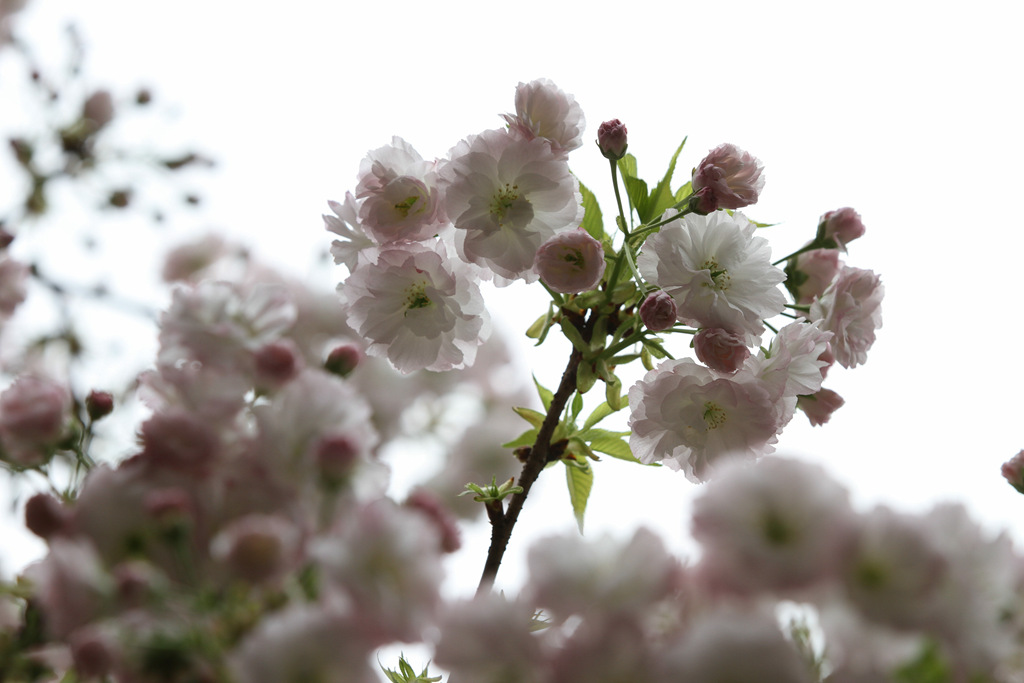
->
[3,0,1024,599]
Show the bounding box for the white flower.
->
[691,457,857,595]
[323,192,374,271]
[810,265,883,368]
[638,211,786,343]
[354,136,447,244]
[341,241,490,373]
[500,78,586,153]
[627,359,782,482]
[440,128,583,283]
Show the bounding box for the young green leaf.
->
[582,429,639,463]
[582,401,619,431]
[513,406,546,430]
[564,458,593,534]
[501,428,538,449]
[532,375,554,411]
[578,179,605,242]
[646,137,687,222]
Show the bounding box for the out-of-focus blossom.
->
[690,143,765,211]
[596,118,628,160]
[798,388,845,426]
[628,359,781,482]
[527,528,681,622]
[342,242,490,373]
[161,233,233,283]
[0,257,29,317]
[441,127,583,283]
[691,457,857,595]
[210,513,302,585]
[660,608,812,682]
[26,538,113,639]
[501,78,585,153]
[693,327,749,374]
[534,228,605,293]
[1002,450,1024,493]
[434,592,545,683]
[84,390,114,421]
[639,290,677,332]
[810,265,883,368]
[822,207,866,250]
[82,90,115,130]
[354,137,447,244]
[0,374,70,464]
[638,210,785,344]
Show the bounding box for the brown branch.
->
[477,314,590,593]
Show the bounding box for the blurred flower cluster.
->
[3,10,1024,682]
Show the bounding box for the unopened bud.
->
[25,492,68,539]
[85,390,114,421]
[325,344,361,377]
[693,327,749,374]
[83,90,115,130]
[639,290,677,332]
[597,119,628,160]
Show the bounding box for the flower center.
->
[489,183,533,228]
[393,195,422,218]
[700,257,731,291]
[702,401,727,430]
[403,280,433,315]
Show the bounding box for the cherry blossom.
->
[810,264,884,368]
[501,78,586,153]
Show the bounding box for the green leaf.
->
[617,153,638,178]
[673,181,693,203]
[513,406,546,430]
[646,137,687,222]
[533,375,554,411]
[582,401,618,431]
[582,429,639,463]
[622,174,649,221]
[501,428,538,449]
[564,458,593,533]
[559,319,589,354]
[576,362,597,394]
[578,180,605,242]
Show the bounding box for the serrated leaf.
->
[617,154,638,179]
[501,428,538,449]
[564,459,593,533]
[582,401,617,431]
[578,180,605,242]
[513,406,546,430]
[622,174,649,220]
[674,180,693,203]
[646,137,687,222]
[533,375,553,411]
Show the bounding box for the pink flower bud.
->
[1002,450,1024,493]
[315,434,360,483]
[821,207,865,250]
[25,492,68,540]
[534,229,606,294]
[0,374,69,446]
[253,340,301,388]
[82,90,115,130]
[639,290,677,332]
[687,186,719,215]
[597,119,628,160]
[325,344,361,377]
[405,488,462,553]
[691,143,765,210]
[797,388,845,426]
[85,390,114,421]
[793,248,840,305]
[693,328,750,374]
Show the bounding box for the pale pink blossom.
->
[434,593,546,683]
[822,207,866,250]
[534,228,605,293]
[660,608,812,682]
[501,78,586,153]
[161,233,233,283]
[26,538,113,639]
[527,528,681,621]
[691,457,857,595]
[210,513,302,585]
[312,499,444,644]
[750,320,833,399]
[627,359,782,482]
[354,136,447,244]
[228,598,377,683]
[690,143,765,211]
[342,241,490,373]
[638,210,785,343]
[639,290,677,332]
[1002,450,1024,493]
[693,327,749,374]
[323,192,375,272]
[596,118,628,160]
[798,388,845,426]
[441,127,583,283]
[0,374,69,464]
[810,265,883,368]
[792,247,840,304]
[547,618,658,683]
